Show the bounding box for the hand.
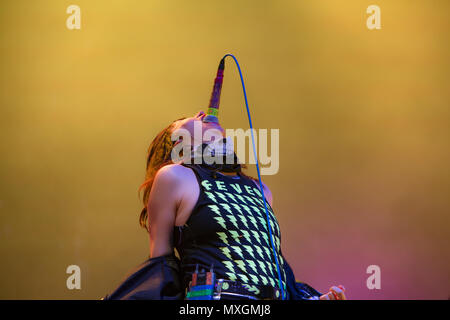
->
[319,285,347,300]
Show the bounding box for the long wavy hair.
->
[138,118,185,231]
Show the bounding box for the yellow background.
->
[0,0,448,299]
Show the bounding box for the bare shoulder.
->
[154,163,196,184]
[148,164,198,213]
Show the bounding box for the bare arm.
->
[147,164,184,258]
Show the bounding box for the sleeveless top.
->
[174,164,287,294]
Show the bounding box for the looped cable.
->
[221,53,286,300]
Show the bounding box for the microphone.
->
[203,58,225,123]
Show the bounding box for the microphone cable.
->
[220,53,286,300]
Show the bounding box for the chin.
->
[203,122,225,134]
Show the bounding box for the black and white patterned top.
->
[174,164,287,295]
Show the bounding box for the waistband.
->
[186,278,283,300]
